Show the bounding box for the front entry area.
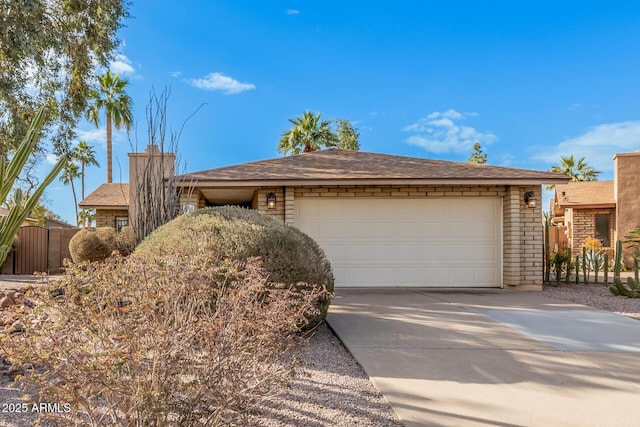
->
[294,197,502,288]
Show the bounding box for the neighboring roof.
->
[44,217,77,228]
[178,149,569,186]
[0,206,36,222]
[79,183,129,209]
[555,181,615,208]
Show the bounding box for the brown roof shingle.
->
[79,183,129,209]
[555,181,615,208]
[179,149,568,185]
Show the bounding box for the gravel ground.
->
[542,282,640,320]
[2,279,639,426]
[1,318,401,427]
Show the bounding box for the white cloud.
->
[45,154,59,165]
[402,109,497,154]
[170,71,182,78]
[286,9,300,15]
[534,121,640,173]
[75,127,127,148]
[188,72,256,94]
[109,53,135,75]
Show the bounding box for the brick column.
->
[503,186,521,287]
[285,187,295,225]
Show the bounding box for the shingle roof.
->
[79,183,129,209]
[178,149,569,185]
[555,181,615,208]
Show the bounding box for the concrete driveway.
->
[327,289,640,427]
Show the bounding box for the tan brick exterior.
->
[95,209,130,229]
[251,184,543,290]
[253,187,285,220]
[565,207,616,256]
[179,189,206,211]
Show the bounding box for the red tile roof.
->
[178,149,569,185]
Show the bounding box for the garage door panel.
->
[295,197,501,288]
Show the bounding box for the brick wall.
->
[568,208,616,256]
[95,209,129,228]
[519,186,543,289]
[253,187,285,220]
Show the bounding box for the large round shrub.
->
[133,206,334,328]
[69,227,117,263]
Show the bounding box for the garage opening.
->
[294,197,502,288]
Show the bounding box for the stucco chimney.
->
[128,144,176,225]
[613,151,640,266]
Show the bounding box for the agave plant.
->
[0,107,67,265]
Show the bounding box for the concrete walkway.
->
[327,289,640,427]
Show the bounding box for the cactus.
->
[614,240,622,280]
[604,253,609,284]
[0,107,66,265]
[575,256,580,285]
[565,247,572,284]
[610,276,640,298]
[585,249,605,284]
[582,246,588,283]
[635,258,639,285]
[543,213,552,282]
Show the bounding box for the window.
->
[595,214,610,247]
[115,216,129,232]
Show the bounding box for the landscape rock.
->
[0,295,14,308]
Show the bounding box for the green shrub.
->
[68,227,117,263]
[2,254,328,426]
[134,206,334,328]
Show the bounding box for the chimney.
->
[128,144,176,225]
[613,151,640,266]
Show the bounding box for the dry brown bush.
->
[68,227,117,263]
[134,206,334,329]
[1,254,328,426]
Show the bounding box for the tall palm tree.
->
[73,141,100,200]
[60,161,81,226]
[546,155,600,190]
[278,111,338,156]
[86,71,133,183]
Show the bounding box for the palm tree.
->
[73,141,100,200]
[278,111,338,156]
[546,155,600,190]
[86,71,133,183]
[60,162,80,226]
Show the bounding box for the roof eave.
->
[177,177,569,187]
[78,204,129,210]
[559,203,616,209]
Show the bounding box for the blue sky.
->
[41,1,640,224]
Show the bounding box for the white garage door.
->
[294,197,502,288]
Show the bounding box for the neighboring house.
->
[78,183,130,232]
[44,217,77,229]
[0,207,37,226]
[80,145,568,290]
[552,151,640,265]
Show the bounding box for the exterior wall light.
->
[266,192,277,209]
[524,191,537,209]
